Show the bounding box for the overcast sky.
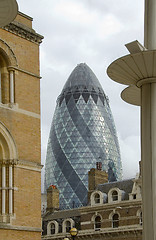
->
[17,0,144,190]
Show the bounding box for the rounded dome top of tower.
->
[62,63,104,93]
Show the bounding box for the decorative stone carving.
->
[3,22,43,44]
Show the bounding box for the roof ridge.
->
[98,178,135,186]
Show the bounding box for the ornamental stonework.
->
[3,21,43,44]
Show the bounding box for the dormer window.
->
[62,218,74,233]
[65,221,71,232]
[108,188,124,203]
[94,193,100,204]
[112,190,118,201]
[50,223,55,234]
[90,191,105,205]
[47,221,59,235]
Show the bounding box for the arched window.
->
[112,214,119,228]
[0,55,9,104]
[94,193,100,204]
[91,191,105,206]
[62,218,74,233]
[108,188,124,203]
[112,190,118,201]
[95,216,101,230]
[50,223,55,234]
[0,122,18,223]
[47,221,59,235]
[0,41,18,106]
[137,209,143,226]
[65,221,71,233]
[140,212,142,226]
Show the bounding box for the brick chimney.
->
[88,162,108,202]
[47,185,59,212]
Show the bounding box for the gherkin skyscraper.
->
[44,63,122,209]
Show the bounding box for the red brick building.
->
[42,163,142,240]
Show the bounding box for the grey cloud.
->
[18,0,142,182]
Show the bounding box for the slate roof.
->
[97,178,134,200]
[43,208,80,221]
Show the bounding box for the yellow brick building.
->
[0,12,43,239]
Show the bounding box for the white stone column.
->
[142,0,156,239]
[9,165,13,214]
[9,70,14,104]
[140,81,156,240]
[2,165,6,215]
[107,1,156,238]
[144,0,156,49]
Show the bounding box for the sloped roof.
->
[43,208,80,221]
[97,178,134,200]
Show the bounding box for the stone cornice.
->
[0,159,43,171]
[2,21,44,44]
[0,159,18,165]
[0,224,42,232]
[42,227,142,239]
[0,102,40,119]
[77,227,142,239]
[16,159,43,172]
[80,200,142,214]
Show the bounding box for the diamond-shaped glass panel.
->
[44,63,122,209]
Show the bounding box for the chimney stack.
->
[88,162,108,202]
[47,185,59,212]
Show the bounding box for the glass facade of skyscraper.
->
[44,63,122,209]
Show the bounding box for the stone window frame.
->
[47,220,59,235]
[112,213,119,228]
[109,211,120,228]
[90,190,104,206]
[0,122,18,223]
[0,40,17,106]
[108,187,123,203]
[62,218,75,233]
[91,213,102,230]
[137,209,143,226]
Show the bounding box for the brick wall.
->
[0,12,43,240]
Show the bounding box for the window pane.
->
[66,221,71,232]
[112,191,118,201]
[95,193,100,204]
[112,214,119,228]
[50,223,55,234]
[95,216,101,229]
